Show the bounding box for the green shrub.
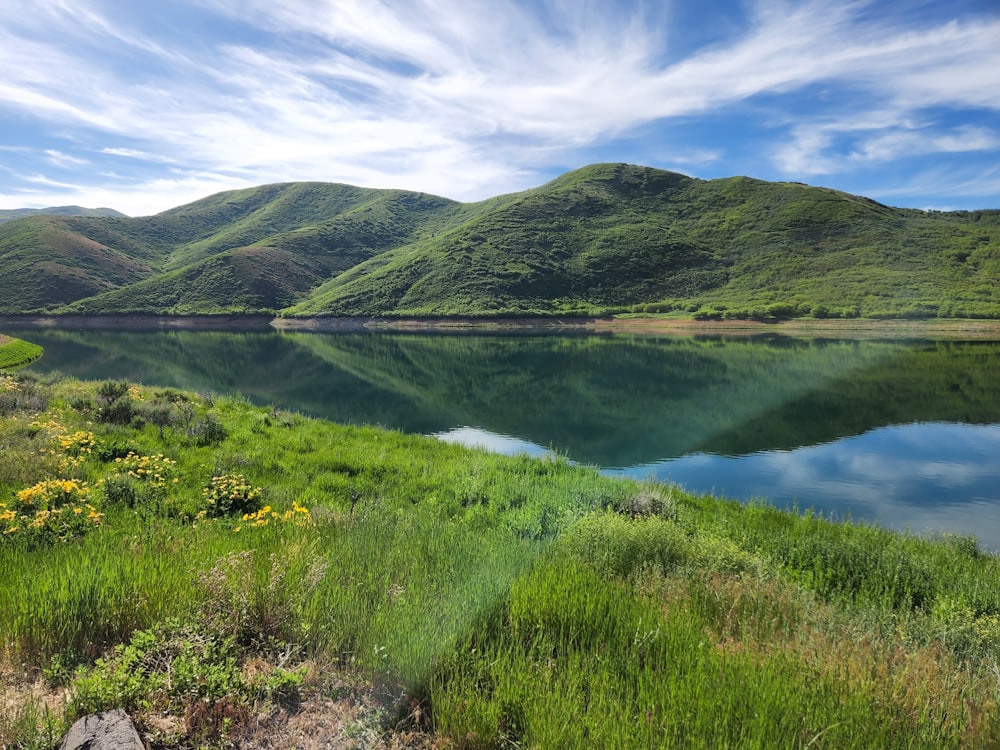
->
[96,380,135,425]
[192,413,228,446]
[202,473,262,517]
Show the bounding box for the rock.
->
[59,709,144,750]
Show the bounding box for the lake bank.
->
[5,313,1000,339]
[10,327,1000,550]
[0,334,43,370]
[2,373,1000,748]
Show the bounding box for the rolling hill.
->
[0,205,126,225]
[1,164,998,319]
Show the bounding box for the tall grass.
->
[1,373,999,747]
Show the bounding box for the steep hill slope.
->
[0,183,460,314]
[286,164,1000,319]
[61,189,461,314]
[1,164,997,318]
[0,216,155,311]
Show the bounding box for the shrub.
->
[101,475,140,508]
[96,437,139,463]
[197,547,326,650]
[618,482,678,521]
[192,413,228,447]
[560,512,689,578]
[0,374,48,415]
[96,380,135,425]
[2,479,103,544]
[202,474,262,517]
[70,617,307,747]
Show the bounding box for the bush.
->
[1,479,104,544]
[70,617,308,747]
[560,512,689,578]
[96,381,135,425]
[101,475,140,508]
[202,474,262,517]
[192,413,228,447]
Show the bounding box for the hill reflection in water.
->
[15,327,1000,548]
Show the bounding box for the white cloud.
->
[774,120,1000,175]
[0,0,998,212]
[100,148,177,163]
[44,150,90,168]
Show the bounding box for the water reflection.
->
[434,422,1000,549]
[12,327,1000,548]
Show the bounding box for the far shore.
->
[2,313,1000,339]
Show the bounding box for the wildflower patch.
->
[109,452,177,488]
[3,478,103,543]
[235,501,312,531]
[203,473,262,517]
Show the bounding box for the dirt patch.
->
[273,315,1000,340]
[1,664,436,750]
[589,317,1000,339]
[5,314,1000,340]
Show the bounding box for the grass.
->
[0,335,43,370]
[1,371,1000,748]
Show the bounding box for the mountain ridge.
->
[1,163,998,319]
[0,205,126,225]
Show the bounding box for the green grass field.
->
[2,370,999,748]
[0,335,43,370]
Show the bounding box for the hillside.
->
[1,164,998,318]
[0,205,125,225]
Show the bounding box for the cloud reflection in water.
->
[439,422,1000,551]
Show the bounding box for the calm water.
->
[12,327,1000,549]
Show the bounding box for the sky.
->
[1,0,999,216]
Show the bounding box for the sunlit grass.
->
[0,335,43,370]
[1,373,999,747]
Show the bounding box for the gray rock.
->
[59,709,144,750]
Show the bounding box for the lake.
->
[11,326,1000,550]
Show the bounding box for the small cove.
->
[11,325,1000,549]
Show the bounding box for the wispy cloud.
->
[0,0,997,213]
[44,150,90,169]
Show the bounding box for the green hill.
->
[0,205,126,225]
[0,216,155,311]
[1,164,998,318]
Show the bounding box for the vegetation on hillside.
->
[0,164,997,319]
[0,206,125,226]
[2,370,1000,748]
[0,334,43,370]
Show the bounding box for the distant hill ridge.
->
[0,205,127,225]
[0,164,997,319]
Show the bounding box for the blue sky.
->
[1,0,998,216]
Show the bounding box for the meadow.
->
[0,336,43,371]
[2,369,1000,748]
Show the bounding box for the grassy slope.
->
[61,189,463,315]
[287,164,1000,318]
[0,217,156,312]
[0,335,43,370]
[2,372,1000,748]
[287,165,725,316]
[1,164,998,318]
[0,207,125,225]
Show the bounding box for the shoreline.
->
[2,313,1000,339]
